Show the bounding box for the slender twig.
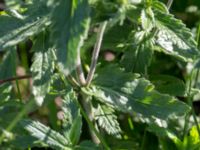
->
[86,21,107,86]
[167,0,173,10]
[0,75,31,85]
[76,44,86,86]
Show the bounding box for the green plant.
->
[0,0,200,149]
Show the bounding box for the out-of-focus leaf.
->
[75,140,100,150]
[21,120,71,150]
[0,84,12,102]
[11,135,42,149]
[0,49,16,79]
[82,65,190,120]
[31,32,55,106]
[62,90,82,146]
[50,0,90,75]
[150,75,186,96]
[0,1,50,50]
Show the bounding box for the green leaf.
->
[11,135,42,149]
[121,39,154,74]
[0,49,17,79]
[50,0,90,75]
[0,2,50,50]
[31,32,55,106]
[154,10,199,61]
[0,84,12,102]
[75,140,100,150]
[62,90,82,146]
[147,124,182,146]
[82,65,190,119]
[152,1,168,13]
[150,75,186,96]
[4,0,24,9]
[101,23,132,51]
[21,120,71,150]
[141,7,155,32]
[94,104,121,138]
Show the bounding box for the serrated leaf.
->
[21,120,71,150]
[50,0,90,75]
[152,1,169,13]
[0,2,50,50]
[82,65,190,120]
[31,32,55,106]
[154,10,199,61]
[62,90,82,145]
[94,104,121,138]
[121,39,154,74]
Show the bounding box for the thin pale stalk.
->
[76,46,86,86]
[86,21,107,86]
[167,0,173,9]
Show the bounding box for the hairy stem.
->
[0,75,31,85]
[86,21,107,86]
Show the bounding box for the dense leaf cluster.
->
[0,0,200,149]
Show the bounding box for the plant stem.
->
[141,129,147,150]
[76,93,110,149]
[81,94,100,144]
[0,75,31,85]
[167,0,173,9]
[187,71,200,136]
[59,73,109,149]
[76,43,86,86]
[86,21,107,86]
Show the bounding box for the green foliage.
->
[31,32,55,105]
[83,65,190,119]
[0,0,200,149]
[21,120,71,149]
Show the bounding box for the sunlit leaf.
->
[21,120,71,150]
[83,65,190,119]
